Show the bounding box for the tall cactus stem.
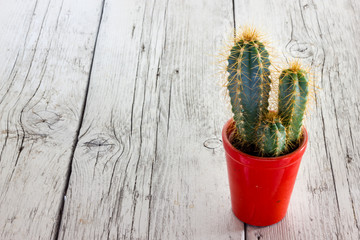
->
[227,29,271,146]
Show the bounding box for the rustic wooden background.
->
[0,0,359,239]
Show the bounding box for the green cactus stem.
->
[256,113,286,157]
[278,62,309,144]
[227,29,271,145]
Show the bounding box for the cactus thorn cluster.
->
[226,27,310,157]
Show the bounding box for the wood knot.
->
[255,232,263,240]
[27,110,62,128]
[83,137,115,153]
[145,194,152,201]
[346,153,353,163]
[203,138,222,150]
[22,109,63,139]
[78,132,120,161]
[287,42,315,59]
[307,183,328,195]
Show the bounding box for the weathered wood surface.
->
[0,0,104,239]
[0,0,359,239]
[57,0,242,239]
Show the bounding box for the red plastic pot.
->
[222,119,308,226]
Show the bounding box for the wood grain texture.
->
[1,0,359,239]
[234,0,360,239]
[0,0,103,239]
[58,0,244,239]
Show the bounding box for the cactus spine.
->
[226,28,309,157]
[227,30,271,146]
[278,64,309,144]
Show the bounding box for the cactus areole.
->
[221,27,311,226]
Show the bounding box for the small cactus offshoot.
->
[256,112,286,157]
[225,27,310,157]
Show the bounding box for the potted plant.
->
[222,27,310,226]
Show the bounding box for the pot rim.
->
[222,118,308,163]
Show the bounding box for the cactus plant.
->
[226,27,309,157]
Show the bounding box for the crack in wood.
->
[328,61,343,148]
[55,0,65,30]
[22,0,40,51]
[129,2,147,135]
[320,106,340,210]
[344,158,360,232]
[130,72,147,240]
[298,0,311,39]
[0,113,10,164]
[0,52,19,105]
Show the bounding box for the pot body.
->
[222,119,308,226]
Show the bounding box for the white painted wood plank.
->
[234,0,360,239]
[146,1,242,239]
[58,0,244,239]
[58,0,160,238]
[0,0,103,239]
